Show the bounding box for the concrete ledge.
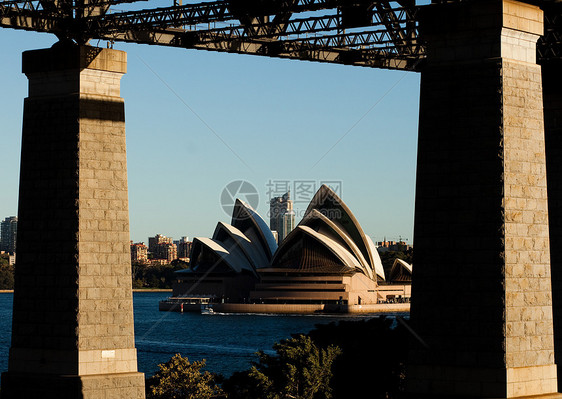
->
[1,371,145,399]
[420,0,542,35]
[23,43,126,75]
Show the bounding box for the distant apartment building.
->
[177,237,192,260]
[148,234,172,253]
[173,236,188,247]
[130,242,148,264]
[269,192,295,243]
[0,216,17,254]
[148,234,178,263]
[157,243,178,262]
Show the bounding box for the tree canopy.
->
[0,256,14,290]
[224,335,341,399]
[150,316,409,399]
[132,261,188,289]
[146,353,224,399]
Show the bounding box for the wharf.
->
[159,297,409,314]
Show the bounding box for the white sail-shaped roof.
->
[299,226,363,271]
[366,235,385,281]
[301,185,386,281]
[190,237,257,276]
[271,225,363,274]
[232,199,278,260]
[188,199,278,279]
[212,222,270,271]
[304,185,378,276]
[300,209,374,280]
[188,188,387,284]
[389,258,413,282]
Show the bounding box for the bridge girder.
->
[1,0,561,70]
[1,0,424,70]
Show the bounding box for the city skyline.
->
[0,29,420,244]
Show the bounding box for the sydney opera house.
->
[168,185,411,312]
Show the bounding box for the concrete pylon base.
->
[1,371,145,399]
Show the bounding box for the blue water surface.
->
[0,292,377,377]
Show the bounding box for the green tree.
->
[0,259,14,290]
[132,262,188,289]
[226,317,408,399]
[307,317,408,398]
[131,262,146,288]
[224,335,341,399]
[171,259,189,269]
[146,354,223,399]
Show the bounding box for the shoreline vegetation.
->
[147,316,407,399]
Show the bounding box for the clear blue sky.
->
[0,27,421,244]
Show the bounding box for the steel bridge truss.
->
[1,0,561,71]
[0,0,422,70]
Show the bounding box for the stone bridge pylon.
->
[1,44,145,398]
[408,0,562,397]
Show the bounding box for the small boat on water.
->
[159,295,215,312]
[201,304,214,315]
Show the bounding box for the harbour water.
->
[0,292,381,377]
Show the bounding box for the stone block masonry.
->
[0,43,145,398]
[543,51,562,392]
[407,1,562,397]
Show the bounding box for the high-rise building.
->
[148,234,179,262]
[282,209,295,241]
[270,192,295,243]
[148,234,172,254]
[173,236,189,248]
[177,237,192,260]
[0,216,17,254]
[130,242,148,264]
[157,243,177,262]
